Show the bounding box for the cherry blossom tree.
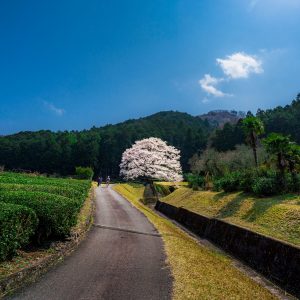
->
[120,137,183,182]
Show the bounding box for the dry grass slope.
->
[162,188,300,246]
[114,183,277,300]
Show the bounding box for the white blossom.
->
[120,137,183,182]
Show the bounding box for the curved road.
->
[10,186,172,300]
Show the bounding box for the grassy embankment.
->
[161,187,300,246]
[114,183,277,300]
[154,182,188,197]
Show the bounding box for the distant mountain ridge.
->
[1,94,299,177]
[198,110,245,127]
[0,111,213,177]
[212,93,300,151]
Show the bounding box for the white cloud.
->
[199,74,228,97]
[216,52,263,79]
[202,97,210,104]
[43,101,65,116]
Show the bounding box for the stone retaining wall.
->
[155,200,300,298]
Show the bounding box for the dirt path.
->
[10,186,172,300]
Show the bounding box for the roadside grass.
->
[161,188,300,246]
[0,250,53,281]
[114,183,277,300]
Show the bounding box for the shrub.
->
[185,173,205,190]
[0,202,38,261]
[153,182,179,196]
[154,183,171,196]
[0,191,79,242]
[251,176,278,196]
[213,168,283,195]
[239,169,256,192]
[214,172,241,192]
[212,178,223,192]
[75,167,94,180]
[282,173,300,193]
[190,145,268,177]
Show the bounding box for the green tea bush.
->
[0,172,90,195]
[0,202,38,261]
[0,191,79,242]
[0,183,86,205]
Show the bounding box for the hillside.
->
[0,111,212,177]
[2,94,300,177]
[257,94,300,142]
[161,187,300,246]
[97,111,212,176]
[212,94,300,151]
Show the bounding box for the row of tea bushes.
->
[0,191,79,240]
[0,172,91,261]
[0,173,90,196]
[0,202,38,261]
[0,183,85,206]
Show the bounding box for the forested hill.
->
[256,95,300,140]
[212,94,300,151]
[97,111,211,176]
[0,111,212,177]
[2,94,299,177]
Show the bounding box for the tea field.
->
[0,172,91,261]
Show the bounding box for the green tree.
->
[286,144,300,173]
[263,133,291,186]
[75,166,94,180]
[286,143,300,190]
[242,116,264,167]
[211,121,244,152]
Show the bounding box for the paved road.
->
[10,186,172,300]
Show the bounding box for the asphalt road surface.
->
[10,186,172,300]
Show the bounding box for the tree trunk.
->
[250,133,258,167]
[143,179,158,205]
[288,162,298,192]
[253,146,258,167]
[149,180,158,199]
[277,153,286,190]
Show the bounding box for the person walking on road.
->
[97,176,103,187]
[106,176,111,187]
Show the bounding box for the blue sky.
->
[1,0,300,134]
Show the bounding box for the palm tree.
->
[262,133,291,186]
[242,116,264,167]
[286,143,300,190]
